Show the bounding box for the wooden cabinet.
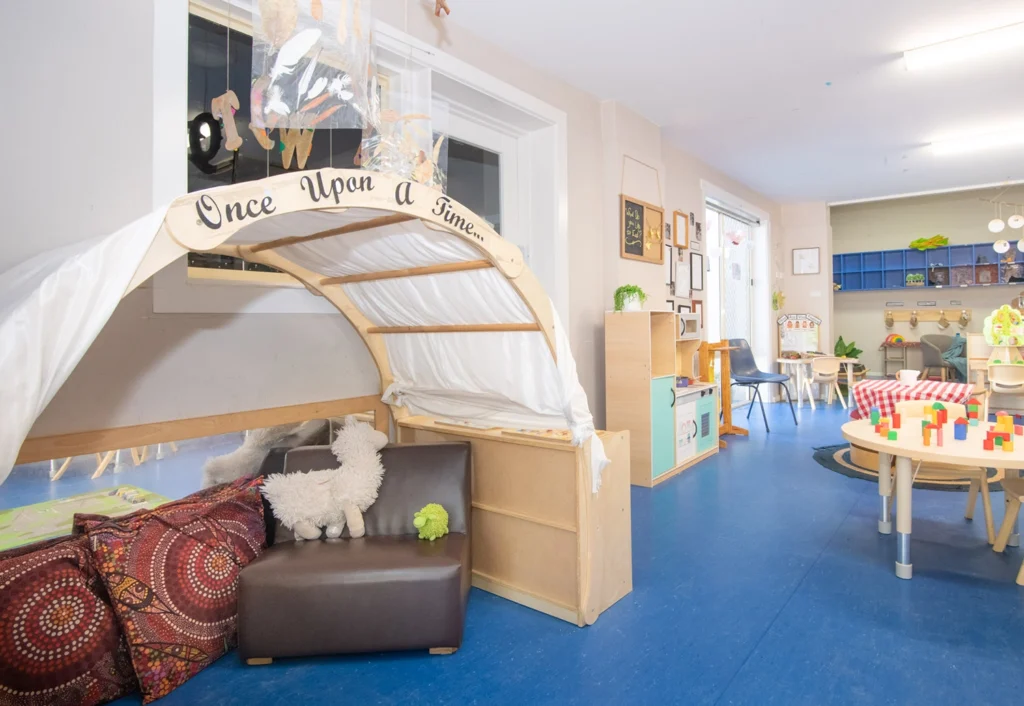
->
[605,311,719,487]
[397,417,632,627]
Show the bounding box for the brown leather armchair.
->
[238,442,471,663]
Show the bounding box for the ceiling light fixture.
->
[930,127,1024,155]
[904,21,1024,71]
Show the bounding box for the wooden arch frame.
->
[134,169,559,423]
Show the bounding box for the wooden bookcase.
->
[605,311,719,487]
[397,418,632,627]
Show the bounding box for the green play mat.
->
[0,485,169,551]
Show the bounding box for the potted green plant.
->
[835,336,867,389]
[613,284,647,312]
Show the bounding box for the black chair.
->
[727,338,797,432]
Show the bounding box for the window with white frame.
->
[164,2,567,318]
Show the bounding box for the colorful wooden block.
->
[1015,425,1022,436]
[995,436,1004,447]
[892,413,901,429]
[970,418,979,426]
[870,407,880,425]
[954,420,968,441]
[1005,440,1015,452]
[887,430,897,441]
[937,409,948,425]
[932,402,946,411]
[936,428,943,446]
[984,437,995,451]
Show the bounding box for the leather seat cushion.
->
[238,534,468,658]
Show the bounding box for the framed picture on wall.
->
[792,247,820,275]
[690,252,704,291]
[673,210,689,249]
[665,244,675,285]
[674,259,690,297]
[677,300,691,313]
[691,299,704,330]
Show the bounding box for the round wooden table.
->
[842,419,1023,579]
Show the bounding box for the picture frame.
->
[620,194,665,265]
[674,259,690,297]
[691,299,704,330]
[673,210,689,249]
[690,212,695,226]
[690,252,704,291]
[691,221,703,253]
[665,243,675,286]
[665,299,676,312]
[676,300,691,313]
[792,247,820,275]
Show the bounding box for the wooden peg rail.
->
[883,308,971,326]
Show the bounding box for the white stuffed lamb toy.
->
[261,416,388,540]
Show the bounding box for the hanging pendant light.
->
[994,239,1010,253]
[990,200,1006,233]
[1009,212,1024,229]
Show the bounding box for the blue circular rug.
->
[812,443,1004,492]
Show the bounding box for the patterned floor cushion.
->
[0,534,137,706]
[85,479,265,703]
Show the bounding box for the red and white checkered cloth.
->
[850,379,975,420]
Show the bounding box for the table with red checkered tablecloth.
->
[850,379,975,420]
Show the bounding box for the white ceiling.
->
[449,0,1024,203]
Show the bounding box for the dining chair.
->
[727,338,797,433]
[803,357,847,411]
[885,400,996,544]
[985,363,1024,421]
[921,334,955,381]
[992,476,1024,585]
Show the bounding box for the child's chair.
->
[803,356,847,410]
[884,400,996,544]
[992,477,1024,586]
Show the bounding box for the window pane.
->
[446,139,501,234]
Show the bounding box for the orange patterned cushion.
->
[86,479,265,703]
[0,535,136,706]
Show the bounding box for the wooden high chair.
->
[884,400,996,544]
[992,477,1024,586]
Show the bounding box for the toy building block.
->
[887,430,898,441]
[984,437,995,451]
[995,436,1004,447]
[936,428,944,446]
[954,418,968,441]
[880,417,890,426]
[892,413,901,429]
[923,429,931,447]
[937,409,948,425]
[967,397,981,410]
[969,418,980,427]
[1016,425,1023,436]
[870,407,880,425]
[1005,439,1015,452]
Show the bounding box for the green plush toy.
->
[413,503,449,541]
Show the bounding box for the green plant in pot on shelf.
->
[835,336,867,386]
[613,284,647,312]
[905,273,925,287]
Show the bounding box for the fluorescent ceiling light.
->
[904,22,1024,70]
[930,127,1024,155]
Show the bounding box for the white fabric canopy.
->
[0,170,607,490]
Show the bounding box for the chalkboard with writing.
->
[620,195,664,264]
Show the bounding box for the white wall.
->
[779,203,833,352]
[831,187,1024,374]
[7,1,786,440]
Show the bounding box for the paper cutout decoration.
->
[251,0,372,131]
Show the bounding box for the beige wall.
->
[832,185,1024,254]
[832,187,1024,373]
[16,1,786,440]
[780,203,833,351]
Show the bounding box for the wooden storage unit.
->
[605,311,719,487]
[397,417,632,627]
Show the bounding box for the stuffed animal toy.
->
[261,416,388,540]
[201,419,326,488]
[413,503,449,541]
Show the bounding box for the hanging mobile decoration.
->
[251,0,372,131]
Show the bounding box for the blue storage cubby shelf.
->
[834,241,1018,293]
[883,250,905,270]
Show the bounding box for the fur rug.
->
[200,419,327,488]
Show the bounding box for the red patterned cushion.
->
[0,535,136,706]
[86,479,265,703]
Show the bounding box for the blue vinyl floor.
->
[7,405,1024,705]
